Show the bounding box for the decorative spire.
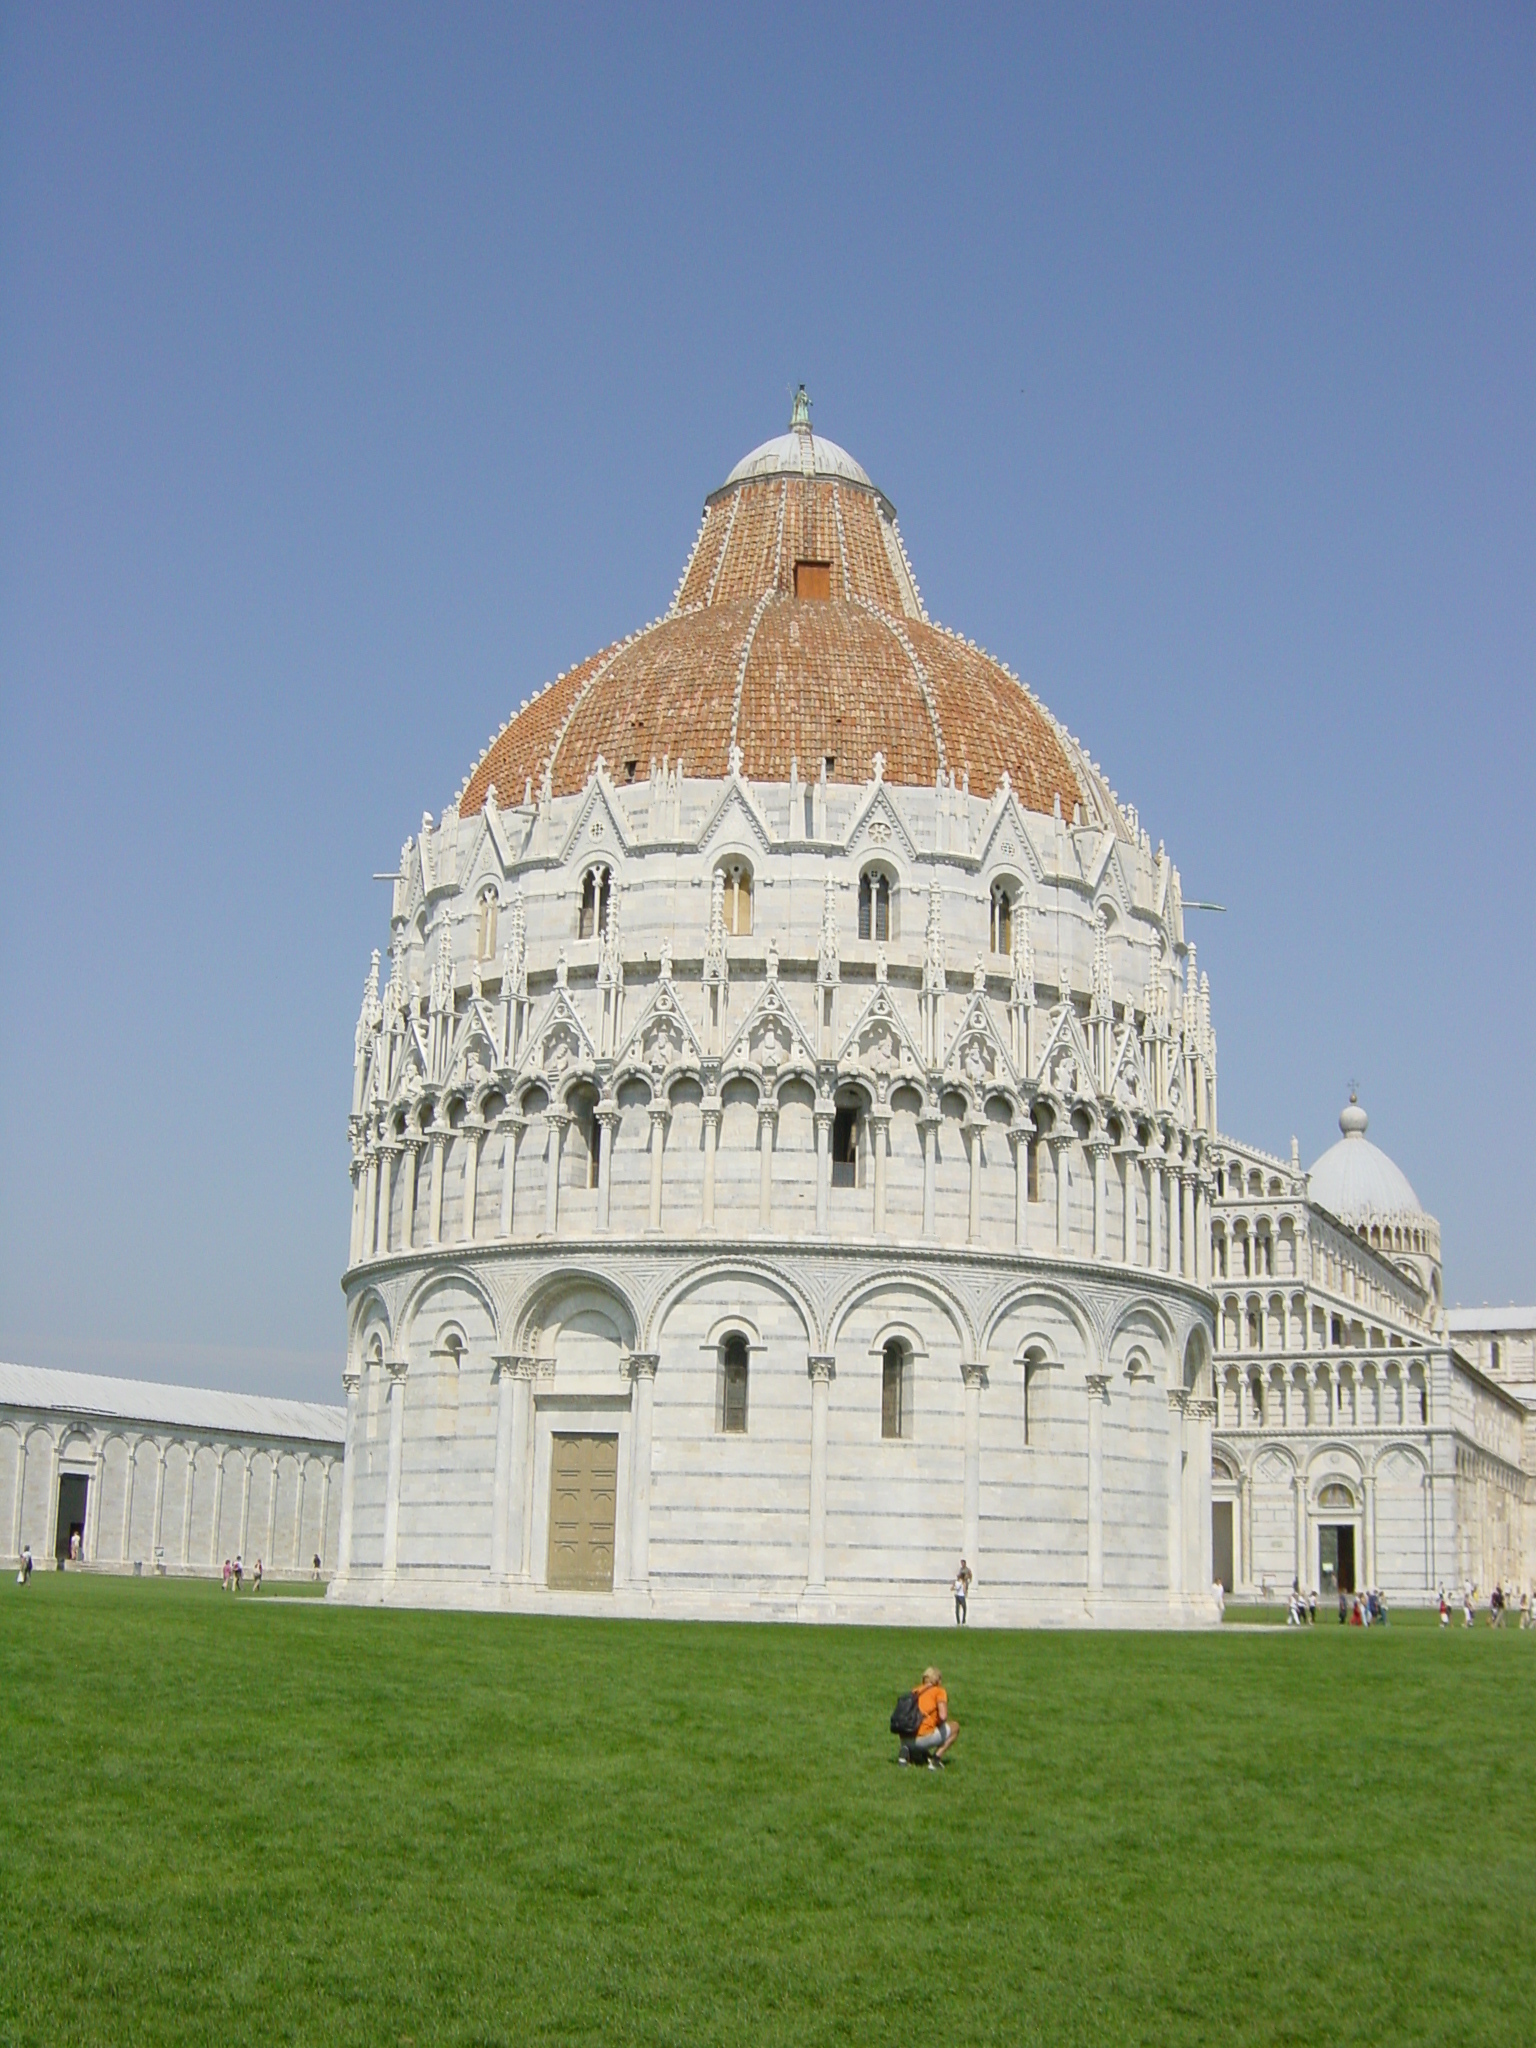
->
[355,951,381,1059]
[817,874,839,986]
[703,868,728,984]
[598,872,623,991]
[1090,908,1112,1020]
[924,875,946,994]
[1011,895,1034,1006]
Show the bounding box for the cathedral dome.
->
[1309,1096,1424,1221]
[460,392,1119,829]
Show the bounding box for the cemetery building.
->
[0,1362,344,1576]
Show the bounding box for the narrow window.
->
[832,1104,860,1188]
[579,867,611,941]
[858,870,890,942]
[721,862,752,936]
[858,872,873,941]
[1026,1138,1040,1202]
[720,1334,750,1433]
[881,1338,910,1440]
[795,560,832,600]
[989,882,1012,955]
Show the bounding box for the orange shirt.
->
[916,1683,948,1736]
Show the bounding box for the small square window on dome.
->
[794,559,832,600]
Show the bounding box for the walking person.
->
[952,1560,972,1625]
[1439,1587,1449,1627]
[1520,1590,1532,1630]
[253,1558,263,1593]
[233,1554,243,1592]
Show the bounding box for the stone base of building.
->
[327,1570,1222,1629]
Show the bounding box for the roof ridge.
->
[704,487,740,608]
[730,588,778,752]
[858,599,946,776]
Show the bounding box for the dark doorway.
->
[1319,1523,1356,1595]
[55,1474,89,1561]
[1211,1501,1234,1592]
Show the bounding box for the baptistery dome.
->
[335,395,1220,1627]
[460,388,1118,824]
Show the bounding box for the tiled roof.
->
[460,443,1089,820]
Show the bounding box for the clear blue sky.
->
[2,6,1531,1397]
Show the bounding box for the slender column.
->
[1122,1154,1136,1265]
[349,1163,364,1265]
[150,1444,166,1565]
[919,1114,939,1239]
[402,1142,421,1250]
[965,1119,984,1244]
[757,1104,777,1229]
[263,1458,279,1565]
[1149,1160,1163,1272]
[1166,1162,1181,1278]
[491,1357,516,1581]
[1363,1469,1376,1588]
[381,1364,407,1584]
[1293,1471,1307,1591]
[378,1149,397,1253]
[1166,1390,1187,1601]
[336,1368,361,1579]
[180,1449,195,1566]
[544,1111,570,1234]
[962,1365,983,1565]
[1191,1397,1216,1593]
[361,1153,379,1261]
[1182,1173,1196,1280]
[647,1104,668,1229]
[508,1358,535,1580]
[870,1111,889,1235]
[1012,1128,1029,1250]
[316,1460,331,1569]
[701,1103,721,1229]
[427,1136,445,1246]
[1086,1374,1110,1598]
[121,1439,138,1562]
[208,1450,225,1568]
[460,1128,482,1244]
[814,1104,834,1233]
[806,1357,835,1591]
[1053,1139,1071,1253]
[9,1434,25,1559]
[1194,1181,1209,1282]
[237,1453,252,1560]
[1091,1141,1109,1259]
[627,1353,659,1590]
[595,1109,619,1231]
[291,1461,305,1569]
[498,1119,523,1237]
[84,1451,103,1561]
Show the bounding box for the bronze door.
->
[547,1433,618,1591]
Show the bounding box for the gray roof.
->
[1308,1099,1426,1221]
[1446,1307,1536,1334]
[0,1361,344,1444]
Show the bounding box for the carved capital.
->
[626,1351,660,1382]
[808,1355,836,1385]
[341,1368,362,1395]
[962,1363,987,1391]
[1085,1372,1111,1401]
[1167,1388,1190,1415]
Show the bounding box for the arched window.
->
[881,1338,911,1440]
[719,1333,750,1434]
[476,887,499,960]
[578,866,612,940]
[719,860,753,936]
[1317,1482,1354,1511]
[571,1093,601,1189]
[858,869,892,942]
[832,1096,862,1189]
[989,881,1013,954]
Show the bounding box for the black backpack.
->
[890,1691,922,1738]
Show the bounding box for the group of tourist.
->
[221,1555,262,1592]
[1441,1583,1533,1628]
[1344,1588,1388,1626]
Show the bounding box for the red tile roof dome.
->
[461,391,1110,826]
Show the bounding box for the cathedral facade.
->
[333,396,1222,1624]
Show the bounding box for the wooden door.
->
[547,1433,618,1591]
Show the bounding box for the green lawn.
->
[3,1578,1532,2046]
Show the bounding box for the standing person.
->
[253,1558,263,1594]
[897,1667,959,1769]
[1463,1585,1476,1628]
[222,1558,231,1592]
[1439,1587,1450,1628]
[1490,1585,1505,1628]
[234,1555,243,1592]
[1520,1590,1532,1630]
[952,1560,972,1625]
[312,1553,322,1582]
[1338,1588,1348,1623]
[1308,1590,1317,1625]
[17,1546,33,1585]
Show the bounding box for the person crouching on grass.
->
[899,1667,959,1770]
